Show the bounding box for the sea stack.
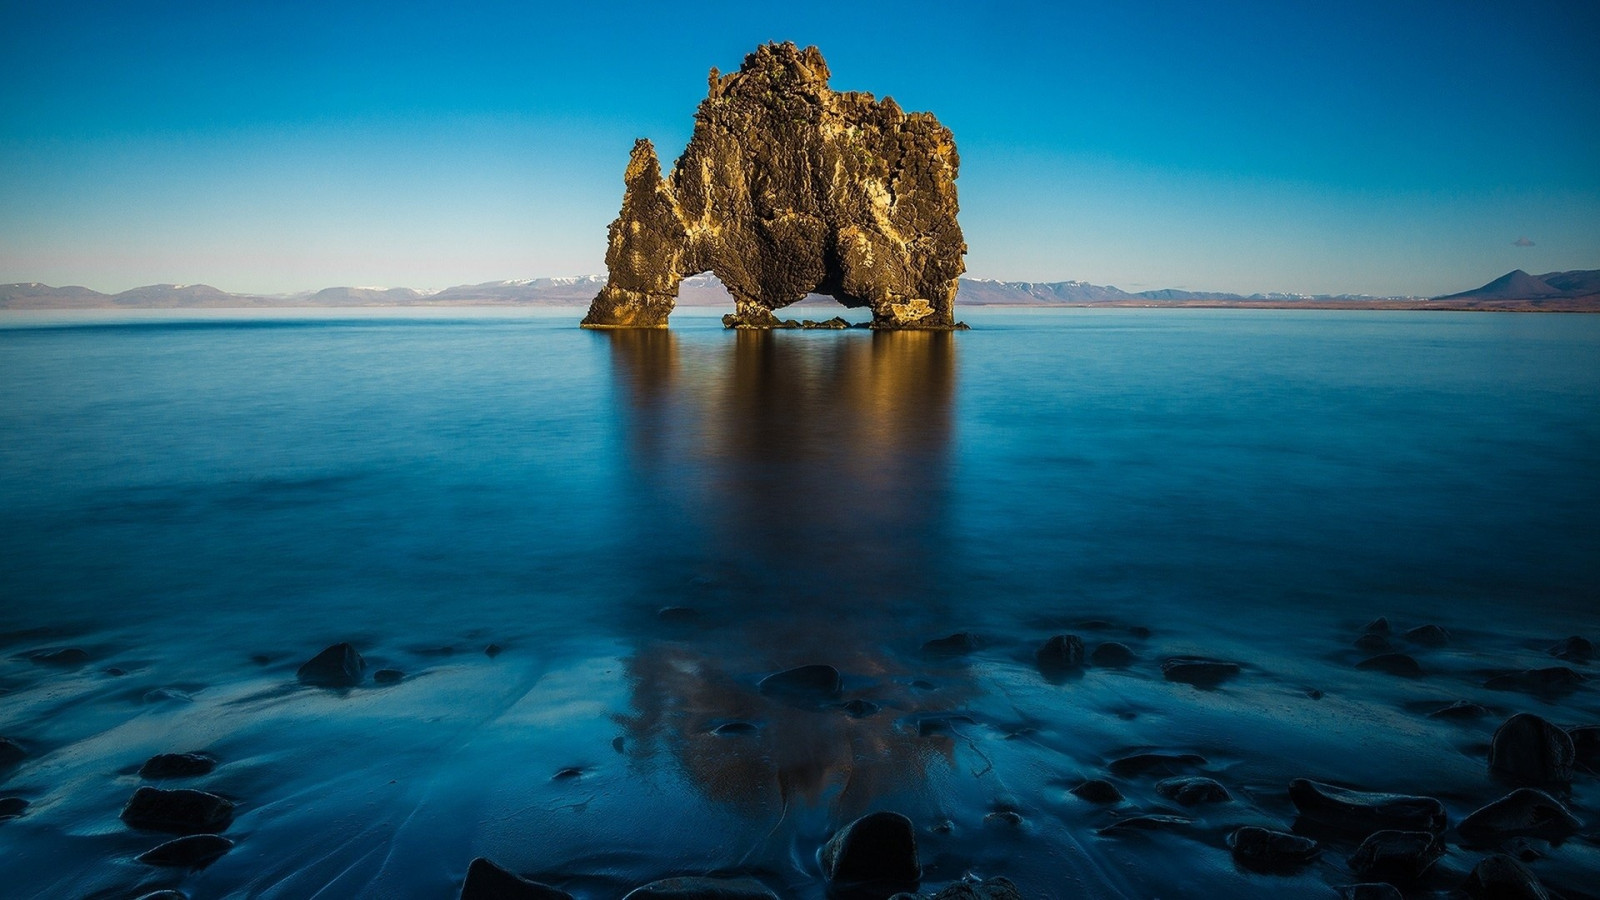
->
[581,42,966,330]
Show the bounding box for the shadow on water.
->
[601,329,979,832]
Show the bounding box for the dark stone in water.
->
[459,857,573,900]
[120,787,235,835]
[922,633,980,656]
[1462,853,1552,900]
[1356,653,1422,677]
[104,667,127,676]
[1155,776,1231,805]
[137,833,235,868]
[373,668,404,684]
[296,642,365,687]
[1161,656,1240,686]
[140,752,216,779]
[1458,788,1581,846]
[841,699,880,718]
[1342,885,1403,900]
[1227,826,1320,872]
[1489,714,1574,786]
[1364,617,1390,634]
[820,811,920,887]
[1484,667,1585,695]
[0,738,25,768]
[1347,829,1443,883]
[1109,752,1207,778]
[1287,779,1446,835]
[1035,634,1085,674]
[484,643,504,658]
[29,647,90,666]
[1354,633,1390,653]
[623,876,778,900]
[1429,700,1490,721]
[1403,624,1450,647]
[758,664,842,701]
[1097,814,1191,835]
[1090,642,1135,667]
[552,767,583,780]
[133,892,189,900]
[712,721,758,736]
[0,797,28,819]
[1070,780,1124,804]
[890,877,1023,899]
[983,810,1024,827]
[1549,635,1592,662]
[1569,725,1600,772]
[657,606,699,624]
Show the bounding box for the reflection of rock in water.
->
[602,330,969,822]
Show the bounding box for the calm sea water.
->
[1,308,1597,898]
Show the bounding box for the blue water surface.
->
[1,308,1597,899]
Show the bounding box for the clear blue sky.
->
[2,0,1597,296]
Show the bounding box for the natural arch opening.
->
[674,273,873,328]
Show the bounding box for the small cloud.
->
[1513,236,1535,247]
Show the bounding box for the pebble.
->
[1089,642,1135,667]
[1070,780,1123,804]
[119,787,236,835]
[1462,853,1552,900]
[1108,752,1207,778]
[713,721,758,736]
[922,633,980,656]
[1155,776,1231,805]
[296,642,365,687]
[1489,713,1574,786]
[1226,826,1320,872]
[1035,634,1085,675]
[1355,653,1422,677]
[1549,635,1592,662]
[1354,633,1390,653]
[1287,778,1446,835]
[820,811,920,886]
[137,833,235,868]
[484,643,504,658]
[1161,656,1240,687]
[1458,788,1580,846]
[459,857,573,900]
[1363,617,1390,634]
[1347,829,1444,883]
[1403,624,1450,647]
[1484,667,1585,695]
[758,664,842,701]
[140,753,216,780]
[0,797,28,820]
[1428,700,1490,721]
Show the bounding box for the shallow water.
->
[1,308,1597,898]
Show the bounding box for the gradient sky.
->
[2,0,1597,297]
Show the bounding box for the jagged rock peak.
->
[581,42,967,330]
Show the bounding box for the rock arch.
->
[580,42,966,330]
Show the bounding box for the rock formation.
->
[581,42,966,330]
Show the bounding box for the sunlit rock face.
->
[581,42,966,330]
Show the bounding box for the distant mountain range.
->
[4,269,1597,311]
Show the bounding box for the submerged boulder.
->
[139,752,216,780]
[459,857,573,900]
[1288,779,1446,835]
[1346,830,1444,883]
[821,811,920,887]
[1160,656,1240,687]
[1458,788,1581,846]
[137,833,234,869]
[1462,854,1552,900]
[581,42,966,330]
[296,642,365,687]
[1227,826,1320,872]
[758,664,842,701]
[1155,776,1231,805]
[1035,634,1085,675]
[1489,714,1574,786]
[120,787,235,835]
